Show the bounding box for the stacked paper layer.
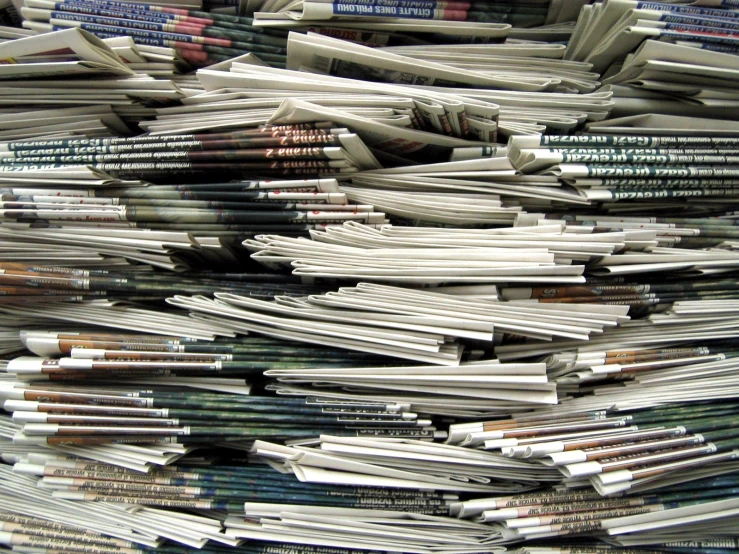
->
[0,1,735,553]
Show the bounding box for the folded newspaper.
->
[287,31,560,91]
[0,27,133,78]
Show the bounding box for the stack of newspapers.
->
[0,28,194,139]
[0,0,737,552]
[567,0,739,134]
[508,134,739,214]
[0,131,385,270]
[178,31,612,149]
[20,0,291,68]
